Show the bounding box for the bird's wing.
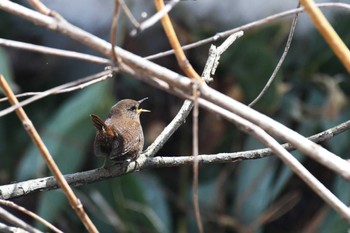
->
[110,120,142,159]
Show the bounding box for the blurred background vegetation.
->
[1,0,350,232]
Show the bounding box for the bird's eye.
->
[129,106,137,111]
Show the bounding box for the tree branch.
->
[249,3,299,107]
[0,38,109,64]
[300,0,350,73]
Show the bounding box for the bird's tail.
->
[90,114,108,131]
[90,114,117,137]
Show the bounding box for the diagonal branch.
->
[153,0,202,82]
[300,0,350,73]
[249,3,299,107]
[0,38,110,64]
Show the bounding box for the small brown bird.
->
[90,98,150,167]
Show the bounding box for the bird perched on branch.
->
[90,98,150,167]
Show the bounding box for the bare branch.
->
[192,83,203,233]
[27,0,57,18]
[249,3,299,107]
[201,31,244,82]
[110,0,121,64]
[0,38,110,64]
[118,0,140,29]
[154,0,202,82]
[300,0,350,73]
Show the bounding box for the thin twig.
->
[0,75,99,233]
[110,0,121,64]
[201,31,244,82]
[253,192,300,228]
[300,0,350,73]
[0,38,110,64]
[144,3,350,60]
[27,0,65,21]
[88,190,126,231]
[27,0,52,16]
[130,0,179,36]
[153,0,202,82]
[0,200,62,233]
[119,0,140,29]
[192,82,203,233]
[249,3,299,107]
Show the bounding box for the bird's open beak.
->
[137,108,150,113]
[137,97,150,113]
